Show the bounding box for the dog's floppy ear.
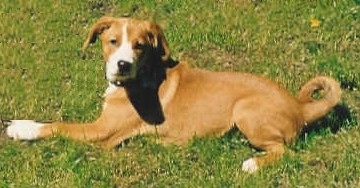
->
[146,21,178,68]
[82,16,116,51]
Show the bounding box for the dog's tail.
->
[298,76,341,124]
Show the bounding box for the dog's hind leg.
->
[241,143,285,173]
[232,100,291,173]
[234,116,288,173]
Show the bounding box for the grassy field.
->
[0,0,359,187]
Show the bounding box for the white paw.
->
[242,158,258,173]
[6,120,44,140]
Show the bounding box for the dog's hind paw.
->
[6,120,44,140]
[242,158,258,173]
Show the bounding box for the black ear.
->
[122,20,180,125]
[123,46,166,125]
[145,21,179,67]
[124,82,165,125]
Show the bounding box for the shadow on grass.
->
[297,103,356,149]
[305,103,355,133]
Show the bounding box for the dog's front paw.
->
[242,158,258,173]
[6,120,44,140]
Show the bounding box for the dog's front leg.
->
[100,126,140,149]
[6,115,121,143]
[6,120,108,143]
[99,118,154,149]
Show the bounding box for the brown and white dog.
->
[6,16,341,173]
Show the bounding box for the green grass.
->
[0,0,359,187]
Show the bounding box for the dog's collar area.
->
[164,59,179,68]
[110,80,124,87]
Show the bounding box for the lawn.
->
[0,0,359,187]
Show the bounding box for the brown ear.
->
[147,21,178,68]
[82,16,116,51]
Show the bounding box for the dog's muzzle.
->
[118,60,132,76]
[109,60,133,87]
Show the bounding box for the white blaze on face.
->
[106,23,135,82]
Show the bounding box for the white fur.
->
[242,158,258,173]
[104,82,118,97]
[106,23,135,82]
[6,120,44,140]
[103,82,120,110]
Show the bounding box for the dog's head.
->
[83,17,178,125]
[83,16,177,87]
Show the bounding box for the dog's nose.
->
[117,60,132,75]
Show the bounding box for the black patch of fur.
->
[121,47,171,125]
[124,80,165,125]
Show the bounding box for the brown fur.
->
[33,17,341,171]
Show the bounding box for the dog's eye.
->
[134,42,144,50]
[109,39,117,45]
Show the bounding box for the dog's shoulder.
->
[171,61,190,70]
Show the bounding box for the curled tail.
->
[298,76,341,123]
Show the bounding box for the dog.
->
[6,16,341,173]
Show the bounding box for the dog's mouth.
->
[109,75,136,87]
[108,72,136,87]
[106,60,138,87]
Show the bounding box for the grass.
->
[0,0,359,187]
